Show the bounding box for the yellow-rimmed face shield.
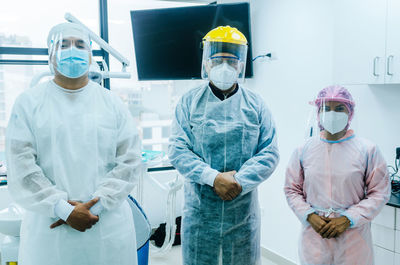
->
[201,26,248,89]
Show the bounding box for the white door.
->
[385,0,400,83]
[332,0,387,85]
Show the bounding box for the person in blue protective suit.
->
[5,22,141,265]
[168,26,280,265]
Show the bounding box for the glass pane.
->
[0,64,50,164]
[143,127,153,140]
[0,0,99,49]
[108,0,205,152]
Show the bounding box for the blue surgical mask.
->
[56,47,89,78]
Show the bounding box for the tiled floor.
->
[149,245,278,265]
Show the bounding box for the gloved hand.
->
[213,171,242,201]
[50,198,100,232]
[307,213,328,234]
[319,216,350,239]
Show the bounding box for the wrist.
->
[307,212,315,222]
[342,216,351,224]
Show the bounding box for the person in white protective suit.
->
[5,22,141,265]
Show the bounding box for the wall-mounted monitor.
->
[130,2,253,81]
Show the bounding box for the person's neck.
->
[54,74,89,90]
[222,83,237,96]
[324,130,347,141]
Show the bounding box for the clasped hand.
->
[307,213,351,239]
[50,198,100,232]
[213,171,242,201]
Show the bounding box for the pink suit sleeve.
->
[284,148,315,226]
[342,145,391,228]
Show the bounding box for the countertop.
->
[387,193,400,208]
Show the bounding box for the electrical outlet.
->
[268,51,278,60]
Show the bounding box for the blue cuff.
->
[54,200,75,221]
[89,199,104,216]
[201,167,219,187]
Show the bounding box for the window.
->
[0,0,100,49]
[0,64,50,153]
[1,0,208,161]
[0,0,103,164]
[108,0,205,153]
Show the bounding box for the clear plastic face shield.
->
[48,31,92,79]
[306,99,355,139]
[201,41,247,90]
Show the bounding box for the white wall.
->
[346,84,400,162]
[219,0,335,263]
[219,0,400,263]
[247,1,334,263]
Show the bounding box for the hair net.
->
[47,22,91,49]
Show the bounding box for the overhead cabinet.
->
[333,0,400,85]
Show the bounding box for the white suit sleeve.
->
[6,96,69,218]
[234,101,280,195]
[168,97,220,187]
[92,97,142,212]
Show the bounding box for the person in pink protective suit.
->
[284,85,391,265]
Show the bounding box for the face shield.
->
[201,41,248,90]
[88,61,102,84]
[306,85,356,139]
[48,23,92,79]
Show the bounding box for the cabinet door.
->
[375,246,395,265]
[385,0,400,83]
[373,205,395,229]
[333,0,387,85]
[396,253,400,265]
[372,223,395,251]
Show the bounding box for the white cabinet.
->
[373,205,396,229]
[395,253,400,265]
[396,209,400,230]
[333,0,387,85]
[372,223,395,251]
[333,0,400,85]
[385,0,400,84]
[375,246,395,265]
[396,230,400,253]
[371,205,399,264]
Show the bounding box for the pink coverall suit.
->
[284,130,390,265]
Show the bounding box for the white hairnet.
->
[47,22,91,49]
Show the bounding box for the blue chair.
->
[127,195,151,265]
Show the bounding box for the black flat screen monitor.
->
[130,2,253,81]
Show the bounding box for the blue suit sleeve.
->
[234,101,279,195]
[168,97,219,187]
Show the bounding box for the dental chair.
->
[0,197,151,265]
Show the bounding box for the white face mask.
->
[209,62,238,91]
[319,111,349,135]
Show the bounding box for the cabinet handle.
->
[387,55,394,76]
[373,56,380,77]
